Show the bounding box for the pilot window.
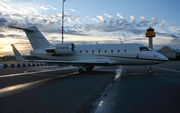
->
[92,50,94,53]
[140,47,151,51]
[80,50,82,53]
[118,50,120,53]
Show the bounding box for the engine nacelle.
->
[54,43,76,55]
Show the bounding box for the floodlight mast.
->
[62,0,65,43]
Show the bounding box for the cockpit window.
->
[140,47,152,51]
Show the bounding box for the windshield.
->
[139,47,152,51]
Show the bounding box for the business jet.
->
[9,26,168,74]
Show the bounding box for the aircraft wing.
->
[26,60,109,65]
[11,44,109,65]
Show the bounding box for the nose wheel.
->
[147,65,153,74]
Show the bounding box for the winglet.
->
[11,44,25,61]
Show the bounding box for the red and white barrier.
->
[0,63,48,69]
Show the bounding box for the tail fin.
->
[11,44,25,61]
[8,26,51,50]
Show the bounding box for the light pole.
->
[62,0,66,43]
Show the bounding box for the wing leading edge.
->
[11,44,109,65]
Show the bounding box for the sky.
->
[0,0,180,56]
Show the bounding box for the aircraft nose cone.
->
[159,54,169,61]
[162,56,169,61]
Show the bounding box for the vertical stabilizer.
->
[8,26,51,50]
[11,44,25,61]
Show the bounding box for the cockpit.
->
[139,47,152,51]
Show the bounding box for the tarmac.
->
[92,61,180,113]
[0,61,180,113]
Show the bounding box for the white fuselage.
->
[30,43,168,66]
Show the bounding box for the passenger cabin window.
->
[124,49,127,53]
[98,50,101,53]
[92,50,94,53]
[86,50,88,53]
[105,50,107,53]
[80,50,82,53]
[140,47,151,51]
[111,50,113,53]
[118,50,120,53]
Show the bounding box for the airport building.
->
[157,46,177,59]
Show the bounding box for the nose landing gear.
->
[147,65,153,74]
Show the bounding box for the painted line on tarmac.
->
[0,67,76,78]
[0,71,79,99]
[155,66,180,73]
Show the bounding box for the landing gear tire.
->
[147,69,153,74]
[147,64,153,74]
[86,67,92,72]
[79,68,85,74]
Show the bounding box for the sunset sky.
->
[0,0,180,56]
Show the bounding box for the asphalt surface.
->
[93,61,180,113]
[0,61,180,113]
[0,65,116,113]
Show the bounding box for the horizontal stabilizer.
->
[11,44,25,61]
[8,26,35,31]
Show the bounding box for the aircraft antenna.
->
[62,0,66,43]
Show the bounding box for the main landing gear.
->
[147,65,153,74]
[78,66,94,74]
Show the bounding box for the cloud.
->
[0,18,7,26]
[117,13,124,20]
[150,17,157,27]
[76,17,81,23]
[156,32,180,39]
[91,18,97,21]
[51,6,57,10]
[2,11,178,41]
[0,34,5,38]
[70,9,76,12]
[104,13,114,25]
[104,14,113,19]
[130,15,135,23]
[159,20,166,28]
[0,33,23,39]
[40,5,49,10]
[166,25,180,33]
[97,15,106,24]
[138,16,148,26]
[10,14,24,19]
[0,5,180,49]
[122,33,127,38]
